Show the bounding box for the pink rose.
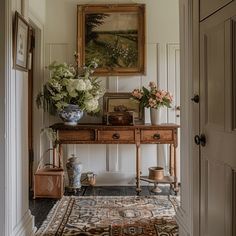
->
[149,81,156,88]
[132,89,143,99]
[148,98,157,108]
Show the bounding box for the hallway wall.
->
[0,0,46,235]
[41,0,180,185]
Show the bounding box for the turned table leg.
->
[53,145,57,167]
[170,144,179,194]
[136,142,141,194]
[59,144,63,168]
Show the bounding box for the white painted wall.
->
[0,1,6,234]
[43,0,180,185]
[29,0,46,24]
[0,0,46,235]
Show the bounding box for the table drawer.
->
[141,130,173,142]
[98,130,135,141]
[58,130,95,141]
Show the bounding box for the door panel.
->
[200,159,233,236]
[200,0,233,21]
[203,22,225,130]
[200,11,236,236]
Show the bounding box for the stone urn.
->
[66,154,83,190]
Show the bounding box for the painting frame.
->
[103,92,144,124]
[13,11,30,72]
[77,4,146,76]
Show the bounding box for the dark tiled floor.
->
[30,185,174,229]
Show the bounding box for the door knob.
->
[194,134,206,146]
[191,95,200,103]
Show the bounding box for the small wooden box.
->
[34,167,64,199]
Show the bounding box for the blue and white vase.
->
[58,104,83,126]
[66,154,83,190]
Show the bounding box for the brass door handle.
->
[153,134,161,140]
[112,133,120,139]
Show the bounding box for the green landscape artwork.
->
[85,12,139,69]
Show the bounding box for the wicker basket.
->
[34,149,64,199]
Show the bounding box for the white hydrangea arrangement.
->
[36,53,105,114]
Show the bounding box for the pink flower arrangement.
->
[131,82,173,109]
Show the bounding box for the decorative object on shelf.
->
[150,108,160,125]
[81,172,97,186]
[66,154,83,191]
[77,4,146,76]
[13,11,30,71]
[131,81,173,125]
[36,53,105,125]
[106,111,134,126]
[103,92,144,124]
[58,104,84,126]
[149,166,164,180]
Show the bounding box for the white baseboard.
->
[11,210,35,236]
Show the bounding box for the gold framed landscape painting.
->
[77,4,146,76]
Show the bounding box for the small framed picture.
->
[13,11,30,71]
[103,92,144,124]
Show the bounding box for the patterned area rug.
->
[36,196,179,236]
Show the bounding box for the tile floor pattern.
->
[29,185,175,229]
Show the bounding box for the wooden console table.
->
[51,123,179,194]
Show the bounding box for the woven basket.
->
[34,148,64,199]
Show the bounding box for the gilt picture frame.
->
[103,92,144,124]
[77,4,146,76]
[13,11,30,71]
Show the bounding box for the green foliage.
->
[36,54,105,115]
[85,13,109,44]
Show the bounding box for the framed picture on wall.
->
[77,4,146,76]
[13,11,30,71]
[103,92,144,124]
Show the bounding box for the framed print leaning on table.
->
[77,4,146,76]
[13,11,30,71]
[103,92,144,124]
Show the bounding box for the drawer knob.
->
[112,133,120,139]
[153,133,161,140]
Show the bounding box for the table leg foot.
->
[136,188,142,195]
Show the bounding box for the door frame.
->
[176,0,200,235]
[28,11,45,191]
[0,0,7,234]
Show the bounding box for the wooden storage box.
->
[34,167,64,199]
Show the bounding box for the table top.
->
[51,123,180,130]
